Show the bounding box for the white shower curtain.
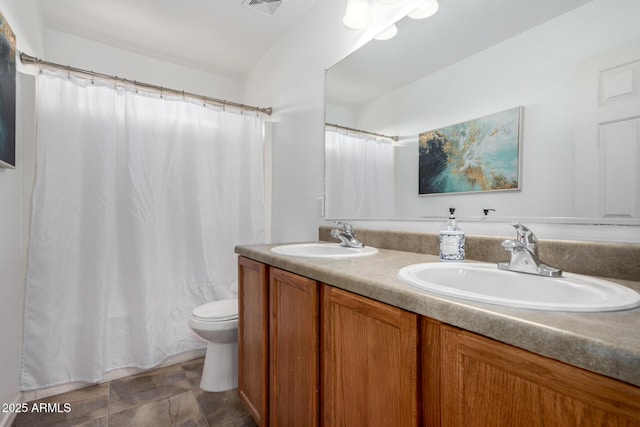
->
[21,71,265,390]
[325,129,396,218]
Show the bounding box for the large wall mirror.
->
[325,0,640,223]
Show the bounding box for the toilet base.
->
[200,341,238,392]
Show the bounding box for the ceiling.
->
[326,0,594,108]
[36,0,593,89]
[36,0,317,78]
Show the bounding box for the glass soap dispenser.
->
[439,208,465,261]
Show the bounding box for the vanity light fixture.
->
[408,0,439,19]
[343,0,373,29]
[374,24,398,40]
[377,0,403,4]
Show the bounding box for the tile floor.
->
[12,358,257,427]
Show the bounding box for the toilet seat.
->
[191,299,238,322]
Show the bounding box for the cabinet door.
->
[441,324,640,426]
[322,285,418,427]
[238,257,269,427]
[269,268,319,427]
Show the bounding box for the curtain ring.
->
[160,86,163,99]
[134,80,138,93]
[223,100,226,111]
[203,96,207,107]
[67,65,71,79]
[90,71,95,85]
[182,90,185,100]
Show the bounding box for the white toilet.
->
[188,299,239,392]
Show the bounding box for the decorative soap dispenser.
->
[439,208,465,261]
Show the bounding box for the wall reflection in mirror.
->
[325,0,640,222]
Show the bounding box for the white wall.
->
[43,29,244,101]
[0,1,43,425]
[326,103,354,127]
[352,0,640,220]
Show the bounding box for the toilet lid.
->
[192,299,238,321]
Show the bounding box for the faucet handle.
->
[510,222,538,248]
[334,221,354,234]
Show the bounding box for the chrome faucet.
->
[331,221,364,248]
[497,223,562,277]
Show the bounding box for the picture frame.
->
[418,106,523,195]
[0,10,16,169]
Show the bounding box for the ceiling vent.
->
[243,0,285,17]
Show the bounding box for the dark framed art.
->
[0,10,16,169]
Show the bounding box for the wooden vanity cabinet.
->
[269,268,319,427]
[322,285,419,427]
[238,257,640,426]
[424,318,640,426]
[238,257,418,427]
[238,257,320,427]
[238,257,269,427]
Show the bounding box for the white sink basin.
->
[271,242,378,258]
[397,262,640,312]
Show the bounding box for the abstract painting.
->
[419,107,522,195]
[0,10,16,169]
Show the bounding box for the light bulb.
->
[408,0,439,19]
[343,0,373,29]
[374,24,398,40]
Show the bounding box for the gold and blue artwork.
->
[419,107,522,195]
[0,10,16,169]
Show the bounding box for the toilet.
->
[188,299,239,392]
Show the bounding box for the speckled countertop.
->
[235,243,640,388]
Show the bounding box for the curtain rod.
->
[20,52,273,116]
[325,123,399,142]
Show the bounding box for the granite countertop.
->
[235,242,640,388]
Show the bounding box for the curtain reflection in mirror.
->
[325,129,395,218]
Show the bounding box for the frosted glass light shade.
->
[374,24,398,40]
[343,0,373,29]
[408,0,439,19]
[377,0,402,4]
